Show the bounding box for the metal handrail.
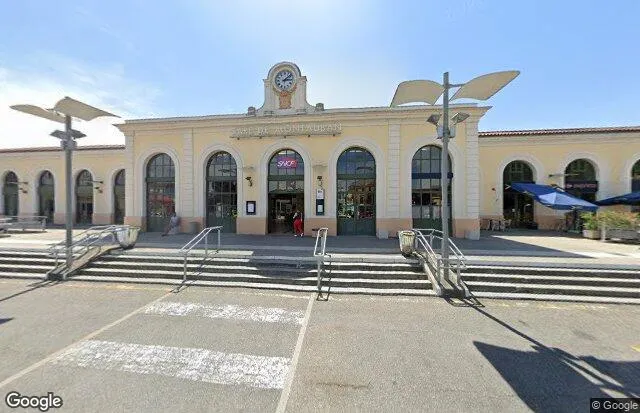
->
[179,226,222,282]
[412,228,467,292]
[0,215,47,231]
[313,228,330,293]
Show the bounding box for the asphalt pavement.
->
[0,279,638,412]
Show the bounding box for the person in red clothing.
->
[292,209,304,237]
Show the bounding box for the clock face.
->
[274,69,295,91]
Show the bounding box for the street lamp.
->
[391,70,519,295]
[11,97,118,277]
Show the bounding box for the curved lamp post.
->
[11,97,118,277]
[391,70,519,294]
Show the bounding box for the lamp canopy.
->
[390,80,444,106]
[52,96,118,121]
[10,104,66,123]
[450,70,520,101]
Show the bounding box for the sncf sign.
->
[276,156,298,168]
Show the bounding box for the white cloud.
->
[0,53,161,149]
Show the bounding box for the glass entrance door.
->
[336,148,376,236]
[268,193,303,234]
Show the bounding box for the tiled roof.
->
[0,144,125,153]
[479,126,640,137]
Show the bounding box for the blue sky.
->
[1,0,639,148]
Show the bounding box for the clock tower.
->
[255,62,317,116]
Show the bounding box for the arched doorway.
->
[76,170,94,224]
[206,152,237,233]
[114,169,125,224]
[411,145,452,231]
[565,159,597,231]
[146,154,175,232]
[38,171,55,223]
[267,149,304,234]
[3,171,19,216]
[503,161,535,228]
[337,147,376,235]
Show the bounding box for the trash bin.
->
[115,226,140,250]
[398,230,416,258]
[189,221,200,235]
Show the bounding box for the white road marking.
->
[0,290,174,390]
[276,294,315,413]
[51,340,290,390]
[143,302,305,325]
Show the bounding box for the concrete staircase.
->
[0,249,56,279]
[0,249,638,304]
[71,251,434,296]
[461,263,640,304]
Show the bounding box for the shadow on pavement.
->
[0,280,60,304]
[449,298,640,410]
[0,318,13,326]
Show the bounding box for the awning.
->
[595,191,640,206]
[509,183,598,212]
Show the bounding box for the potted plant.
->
[597,210,639,240]
[580,212,600,239]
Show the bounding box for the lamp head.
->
[451,112,470,124]
[426,114,441,126]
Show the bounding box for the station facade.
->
[1,62,639,239]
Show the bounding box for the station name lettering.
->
[231,122,342,138]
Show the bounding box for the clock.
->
[274,69,295,91]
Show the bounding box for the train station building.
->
[1,62,639,239]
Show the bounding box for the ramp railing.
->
[47,225,138,279]
[313,227,330,293]
[412,228,468,296]
[179,226,222,282]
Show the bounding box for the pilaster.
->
[182,130,195,218]
[387,123,401,218]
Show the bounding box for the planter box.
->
[582,229,601,239]
[605,229,639,240]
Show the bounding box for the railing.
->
[48,225,135,278]
[412,228,468,296]
[0,216,47,232]
[313,228,330,293]
[178,226,222,282]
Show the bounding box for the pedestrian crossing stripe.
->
[143,302,305,325]
[52,340,291,389]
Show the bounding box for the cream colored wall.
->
[0,149,125,224]
[479,133,640,227]
[122,106,486,236]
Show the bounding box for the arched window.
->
[206,152,237,233]
[2,171,19,216]
[267,149,304,234]
[76,169,93,224]
[146,154,175,232]
[565,159,597,202]
[38,171,55,222]
[632,159,640,192]
[114,170,125,224]
[337,147,375,235]
[503,161,535,228]
[411,145,452,231]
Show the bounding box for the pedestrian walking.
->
[293,209,304,237]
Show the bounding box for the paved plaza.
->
[0,279,638,412]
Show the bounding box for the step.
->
[76,267,428,287]
[0,257,57,265]
[68,275,438,296]
[468,291,640,305]
[0,272,47,280]
[464,281,640,298]
[0,264,52,273]
[85,261,423,278]
[465,265,640,278]
[463,273,640,288]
